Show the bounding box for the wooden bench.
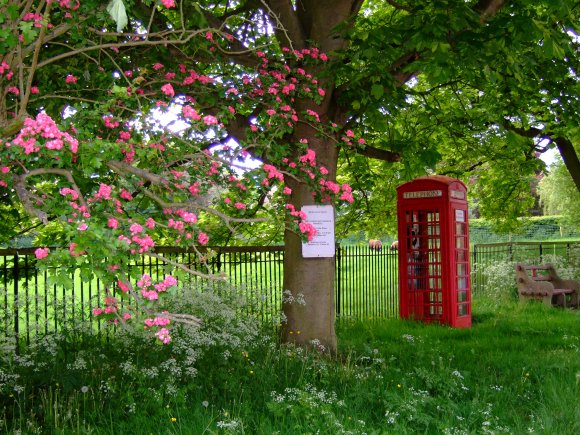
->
[515,264,579,308]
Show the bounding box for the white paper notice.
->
[301,205,335,258]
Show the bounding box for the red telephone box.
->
[397,175,471,328]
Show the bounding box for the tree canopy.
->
[1,0,579,351]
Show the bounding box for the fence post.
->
[13,253,19,347]
[336,244,341,317]
[472,245,478,294]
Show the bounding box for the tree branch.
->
[264,0,306,50]
[355,145,401,162]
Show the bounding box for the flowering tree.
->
[2,0,579,351]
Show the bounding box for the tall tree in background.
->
[2,0,579,352]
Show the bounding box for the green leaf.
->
[371,84,384,100]
[107,0,128,33]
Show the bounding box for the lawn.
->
[1,291,578,434]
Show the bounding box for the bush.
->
[0,285,265,432]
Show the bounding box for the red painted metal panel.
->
[397,175,471,328]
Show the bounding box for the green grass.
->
[1,293,578,434]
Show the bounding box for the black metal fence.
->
[471,241,580,292]
[2,241,578,344]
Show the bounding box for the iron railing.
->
[2,241,578,344]
[471,241,580,292]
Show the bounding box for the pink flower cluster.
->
[34,247,49,259]
[92,296,119,316]
[263,164,284,184]
[8,113,78,154]
[137,274,177,301]
[144,314,171,328]
[298,222,318,241]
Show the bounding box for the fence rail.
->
[2,241,578,344]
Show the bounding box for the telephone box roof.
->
[397,175,466,191]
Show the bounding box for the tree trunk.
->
[554,137,580,193]
[281,183,337,353]
[281,123,340,353]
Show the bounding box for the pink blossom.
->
[346,130,355,138]
[31,86,39,94]
[234,202,246,210]
[319,166,329,175]
[299,222,317,241]
[339,191,354,203]
[7,87,19,96]
[324,181,340,194]
[77,223,88,231]
[118,280,129,292]
[123,312,132,321]
[161,83,175,97]
[182,106,200,121]
[283,186,292,195]
[145,218,156,229]
[65,74,78,84]
[34,247,49,259]
[156,328,171,344]
[132,234,155,253]
[168,219,185,232]
[263,164,284,182]
[95,183,112,200]
[299,149,316,166]
[317,88,326,97]
[155,316,171,326]
[320,53,329,61]
[69,243,84,257]
[180,211,197,223]
[144,318,155,328]
[198,232,209,245]
[163,276,177,287]
[120,189,133,201]
[152,63,164,70]
[92,308,104,316]
[103,116,119,129]
[203,115,218,125]
[305,109,320,122]
[188,182,200,195]
[1,166,9,174]
[130,223,143,234]
[108,218,119,229]
[137,274,152,289]
[60,187,79,200]
[141,289,159,300]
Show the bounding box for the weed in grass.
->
[1,285,579,433]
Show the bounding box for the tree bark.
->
[281,185,337,353]
[554,137,580,192]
